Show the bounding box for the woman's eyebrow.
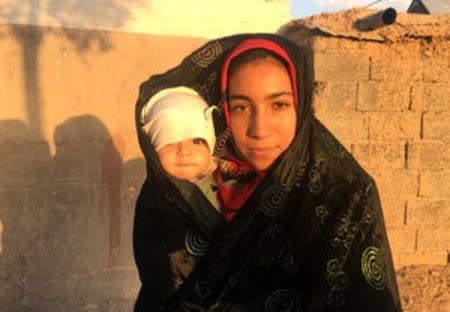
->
[265,92,294,100]
[229,94,251,101]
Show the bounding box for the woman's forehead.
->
[228,58,292,94]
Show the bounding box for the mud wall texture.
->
[282,10,450,311]
[0,23,206,311]
[282,8,450,272]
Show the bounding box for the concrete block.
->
[423,112,450,142]
[357,81,410,112]
[313,81,357,116]
[407,199,450,228]
[411,83,450,112]
[420,170,450,197]
[369,41,422,82]
[407,142,450,170]
[369,169,419,197]
[317,112,368,142]
[416,227,450,252]
[368,112,421,141]
[314,49,369,81]
[352,142,405,169]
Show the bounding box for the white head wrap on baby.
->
[140,86,216,153]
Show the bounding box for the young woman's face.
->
[228,56,297,171]
[157,138,211,182]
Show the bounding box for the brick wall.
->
[283,9,450,268]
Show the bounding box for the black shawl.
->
[133,34,401,311]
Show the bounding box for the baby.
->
[141,86,220,209]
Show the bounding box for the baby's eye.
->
[193,138,207,145]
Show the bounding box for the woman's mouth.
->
[248,147,275,156]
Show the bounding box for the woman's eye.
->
[273,101,291,109]
[230,103,248,112]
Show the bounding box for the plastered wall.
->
[0,23,206,310]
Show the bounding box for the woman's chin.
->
[247,159,275,172]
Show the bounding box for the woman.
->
[133,34,401,311]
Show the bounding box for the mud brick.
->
[420,170,450,197]
[407,142,450,170]
[422,112,450,142]
[386,226,417,257]
[369,41,422,82]
[352,142,405,169]
[423,43,450,82]
[368,112,421,141]
[313,81,357,116]
[416,227,450,252]
[369,169,419,198]
[411,83,450,112]
[317,112,368,142]
[407,199,450,228]
[380,198,406,227]
[357,81,410,112]
[397,251,448,267]
[314,50,369,81]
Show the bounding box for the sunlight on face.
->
[228,56,297,171]
[157,138,211,182]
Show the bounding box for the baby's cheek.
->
[158,153,174,173]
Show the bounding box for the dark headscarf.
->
[133,34,401,312]
[214,37,309,222]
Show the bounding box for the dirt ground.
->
[397,265,450,312]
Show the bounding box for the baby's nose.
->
[177,142,193,156]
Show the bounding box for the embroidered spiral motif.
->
[327,258,340,276]
[315,205,329,224]
[214,130,232,158]
[185,230,209,256]
[270,222,287,239]
[191,41,222,68]
[361,246,386,290]
[363,211,373,225]
[264,289,301,312]
[260,185,288,217]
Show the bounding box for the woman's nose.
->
[247,109,270,139]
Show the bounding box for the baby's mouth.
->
[176,163,197,167]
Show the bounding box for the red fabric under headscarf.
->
[216,38,298,222]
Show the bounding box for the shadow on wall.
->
[0,116,146,310]
[0,0,145,139]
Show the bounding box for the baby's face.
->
[157,138,211,182]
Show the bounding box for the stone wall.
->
[282,8,450,269]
